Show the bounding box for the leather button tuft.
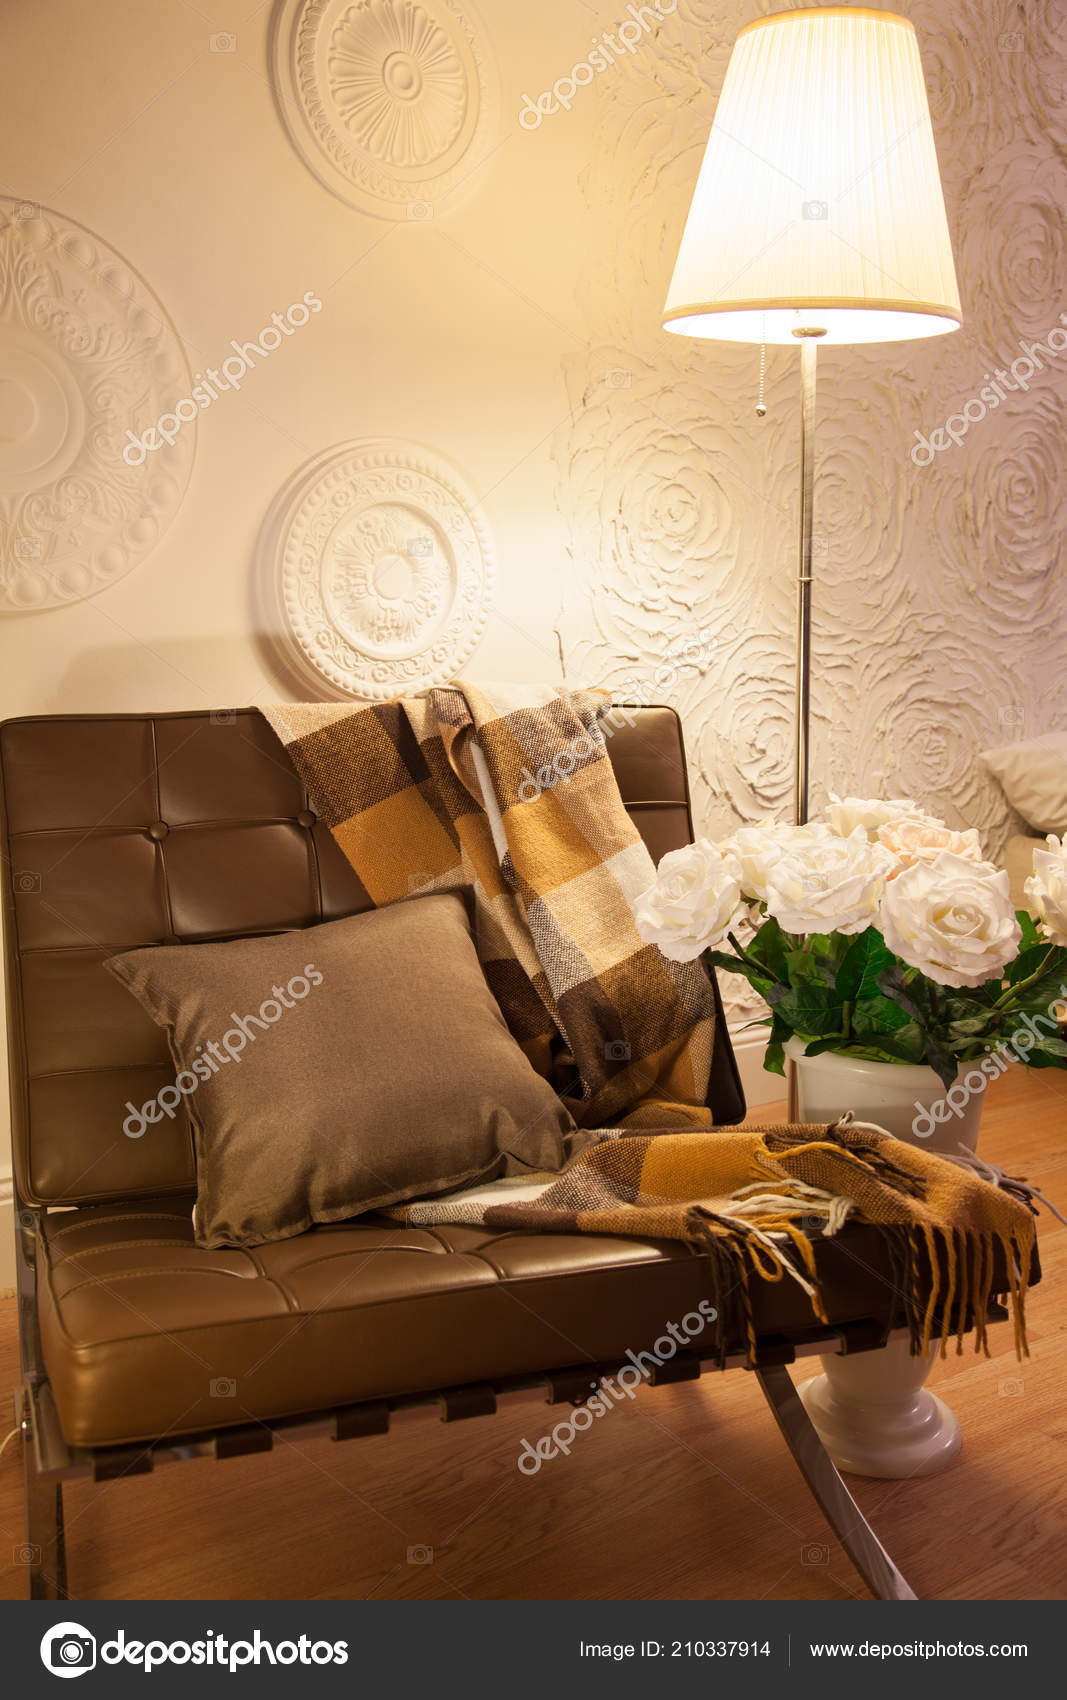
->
[296,809,317,828]
[148,821,169,841]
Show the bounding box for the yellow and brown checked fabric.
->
[262,683,716,1130]
[394,1116,1036,1364]
[263,687,1035,1360]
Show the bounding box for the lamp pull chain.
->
[756,316,767,417]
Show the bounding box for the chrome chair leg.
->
[24,1445,68,1601]
[756,1362,919,1602]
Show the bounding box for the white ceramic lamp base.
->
[797,1335,962,1479]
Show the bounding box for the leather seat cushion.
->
[40,1198,918,1448]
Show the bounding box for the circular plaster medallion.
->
[271,0,492,218]
[0,198,195,612]
[260,438,495,698]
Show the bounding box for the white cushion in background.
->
[980,731,1067,834]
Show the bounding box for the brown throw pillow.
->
[105,893,573,1249]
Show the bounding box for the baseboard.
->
[729,1023,782,1111]
[0,1165,12,1292]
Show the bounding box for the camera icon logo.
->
[604,1040,630,1062]
[40,1622,97,1678]
[210,32,237,51]
[16,201,40,220]
[210,709,236,726]
[210,1376,237,1397]
[15,537,41,559]
[407,200,434,221]
[803,199,828,220]
[15,871,41,894]
[802,1542,830,1565]
[998,704,1025,727]
[606,368,633,389]
[406,536,434,558]
[407,1544,434,1565]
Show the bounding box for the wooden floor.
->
[1,1067,1064,1602]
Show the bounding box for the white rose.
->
[878,817,985,873]
[720,820,831,902]
[633,839,746,962]
[763,828,895,936]
[880,850,1022,989]
[824,793,934,840]
[1025,834,1067,946]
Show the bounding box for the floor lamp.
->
[661,6,961,1114]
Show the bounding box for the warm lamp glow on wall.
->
[663,5,961,827]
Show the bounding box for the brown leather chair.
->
[0,707,1014,1603]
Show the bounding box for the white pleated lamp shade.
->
[663,7,961,345]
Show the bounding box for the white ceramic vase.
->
[784,1037,982,1479]
[784,1036,984,1158]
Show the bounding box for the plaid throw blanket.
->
[391,1115,1035,1362]
[263,682,716,1129]
[264,683,1035,1359]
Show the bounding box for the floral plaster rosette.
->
[259,437,495,699]
[271,0,493,218]
[0,198,194,611]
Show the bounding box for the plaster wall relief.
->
[258,438,495,699]
[0,198,194,612]
[271,0,495,217]
[553,0,1067,920]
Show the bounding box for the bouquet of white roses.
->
[633,798,1067,1088]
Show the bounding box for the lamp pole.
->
[788,328,825,1118]
[658,10,961,1122]
[792,327,825,829]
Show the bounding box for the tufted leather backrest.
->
[1,707,742,1207]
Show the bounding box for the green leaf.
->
[1017,909,1042,952]
[921,1031,959,1092]
[942,991,1001,1028]
[764,1037,786,1076]
[746,917,789,981]
[785,948,834,988]
[1002,943,1067,1012]
[806,933,836,958]
[864,1026,927,1065]
[946,1014,998,1042]
[1007,941,1060,986]
[835,928,895,1004]
[852,994,922,1047]
[1026,1033,1067,1058]
[876,964,930,1027]
[954,982,1008,1009]
[705,948,756,977]
[766,981,846,1038]
[1024,1043,1067,1071]
[824,1038,925,1066]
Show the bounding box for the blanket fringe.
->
[407,1114,1036,1369]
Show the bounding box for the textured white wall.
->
[0,0,1063,1266]
[555,0,1067,860]
[550,0,1067,1032]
